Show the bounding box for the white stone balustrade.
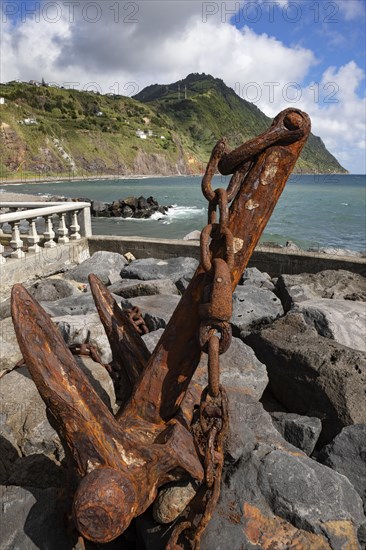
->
[0,202,91,264]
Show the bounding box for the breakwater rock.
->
[92,195,170,219]
[1,254,365,549]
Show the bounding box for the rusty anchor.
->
[11,108,311,547]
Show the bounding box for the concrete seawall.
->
[88,236,366,278]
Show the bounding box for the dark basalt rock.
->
[318,424,366,509]
[245,312,366,447]
[121,257,199,284]
[91,195,169,219]
[275,269,366,312]
[270,412,322,455]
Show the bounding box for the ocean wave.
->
[1,183,24,187]
[117,205,205,222]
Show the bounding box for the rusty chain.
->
[126,306,149,335]
[167,141,240,550]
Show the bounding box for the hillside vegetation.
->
[0,73,346,179]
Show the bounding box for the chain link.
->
[126,306,149,335]
[167,139,238,549]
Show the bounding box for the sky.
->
[1,0,365,173]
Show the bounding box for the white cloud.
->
[336,0,365,21]
[0,0,364,172]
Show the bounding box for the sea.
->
[1,174,365,254]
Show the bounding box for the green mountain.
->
[0,74,346,180]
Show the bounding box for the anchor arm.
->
[88,273,150,408]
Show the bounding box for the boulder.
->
[232,284,284,337]
[121,205,134,218]
[147,196,159,209]
[175,276,192,294]
[194,337,268,401]
[270,412,322,455]
[138,196,148,210]
[296,298,366,352]
[40,291,126,318]
[75,355,117,414]
[65,251,127,285]
[54,312,113,366]
[142,331,268,402]
[318,424,366,509]
[246,312,366,446]
[0,486,75,550]
[241,267,275,291]
[256,450,365,541]
[0,317,22,373]
[183,230,201,241]
[128,295,181,331]
[121,257,199,284]
[142,328,164,353]
[0,297,11,321]
[0,367,64,487]
[0,358,116,488]
[276,270,366,312]
[109,278,179,299]
[91,200,110,217]
[28,278,79,302]
[124,196,138,210]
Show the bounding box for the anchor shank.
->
[127,109,311,424]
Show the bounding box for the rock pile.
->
[91,195,170,218]
[0,253,365,549]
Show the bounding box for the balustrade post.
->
[44,216,57,248]
[58,213,69,244]
[10,222,25,259]
[70,211,81,240]
[78,205,92,238]
[0,243,6,264]
[27,219,41,254]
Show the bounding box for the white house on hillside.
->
[19,117,38,125]
[136,129,147,139]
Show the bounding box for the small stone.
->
[124,252,136,262]
[153,481,197,524]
